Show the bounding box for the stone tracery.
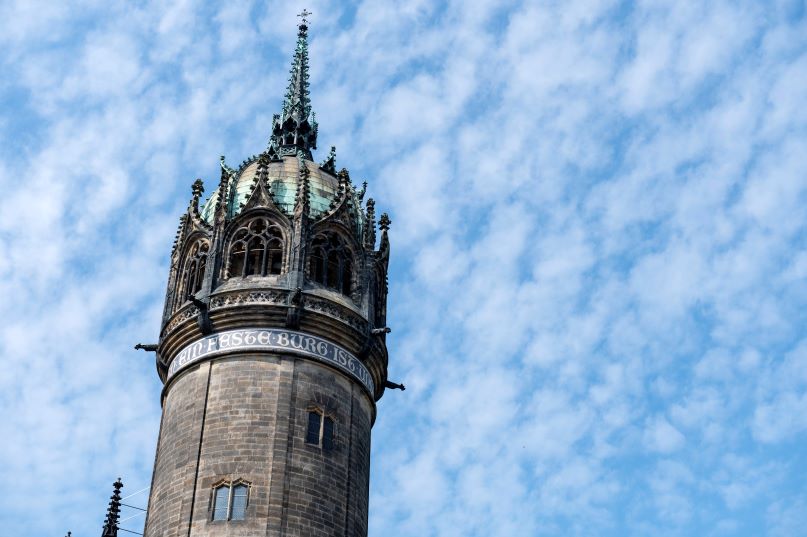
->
[225,217,285,278]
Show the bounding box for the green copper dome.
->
[200,155,340,223]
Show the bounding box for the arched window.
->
[212,485,229,521]
[309,234,353,296]
[225,217,284,278]
[231,484,248,520]
[305,409,335,451]
[211,481,249,521]
[181,239,209,300]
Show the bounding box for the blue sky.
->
[1,0,806,535]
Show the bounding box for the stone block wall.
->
[143,353,374,537]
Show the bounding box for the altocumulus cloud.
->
[0,0,805,536]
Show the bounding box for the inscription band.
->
[168,328,374,395]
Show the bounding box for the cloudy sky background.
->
[1,0,806,535]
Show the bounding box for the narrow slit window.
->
[306,411,321,445]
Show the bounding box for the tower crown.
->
[157,16,390,401]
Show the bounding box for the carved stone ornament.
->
[210,290,289,309]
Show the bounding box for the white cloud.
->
[644,417,686,453]
[1,0,806,536]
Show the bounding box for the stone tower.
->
[142,16,392,537]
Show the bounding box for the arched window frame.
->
[210,479,251,521]
[305,407,336,451]
[178,238,209,305]
[308,233,355,297]
[224,216,285,279]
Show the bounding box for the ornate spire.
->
[283,12,312,122]
[270,11,318,159]
[101,478,123,537]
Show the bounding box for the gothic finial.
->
[321,146,336,174]
[366,198,377,248]
[379,212,391,231]
[358,181,367,202]
[189,179,204,213]
[215,157,235,221]
[192,179,204,198]
[101,478,123,537]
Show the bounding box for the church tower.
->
[142,15,393,537]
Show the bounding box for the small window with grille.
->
[212,485,229,521]
[211,481,250,521]
[305,409,335,451]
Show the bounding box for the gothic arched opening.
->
[309,234,353,296]
[225,217,285,278]
[181,239,209,300]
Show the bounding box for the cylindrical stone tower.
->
[142,18,392,537]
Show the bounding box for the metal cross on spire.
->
[298,9,312,25]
